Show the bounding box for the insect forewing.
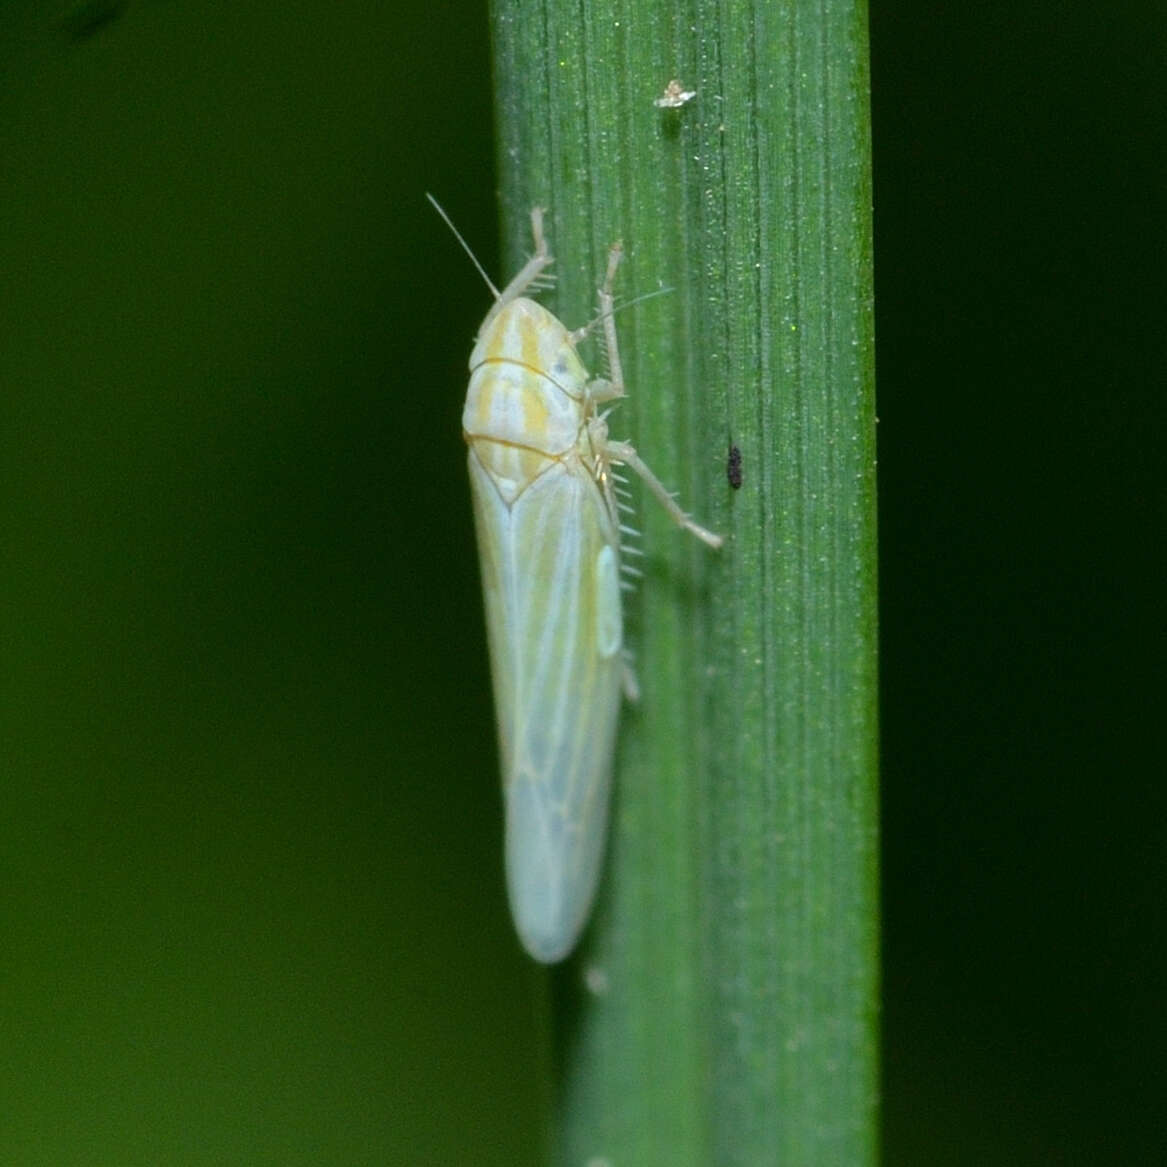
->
[469,449,624,963]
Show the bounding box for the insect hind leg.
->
[607,439,724,549]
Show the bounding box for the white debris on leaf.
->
[654,79,697,109]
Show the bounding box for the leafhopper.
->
[429,196,721,962]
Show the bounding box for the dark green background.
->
[2,1,1161,1163]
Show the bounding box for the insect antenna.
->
[425,192,500,299]
[610,286,675,315]
[570,285,675,347]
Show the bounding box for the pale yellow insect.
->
[429,196,721,962]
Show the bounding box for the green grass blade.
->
[489,0,879,1162]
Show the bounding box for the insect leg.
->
[606,439,724,549]
[622,660,641,702]
[586,239,721,548]
[571,241,628,404]
[480,207,556,332]
[594,241,627,397]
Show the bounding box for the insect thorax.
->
[464,298,608,506]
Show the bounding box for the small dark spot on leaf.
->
[727,442,743,489]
